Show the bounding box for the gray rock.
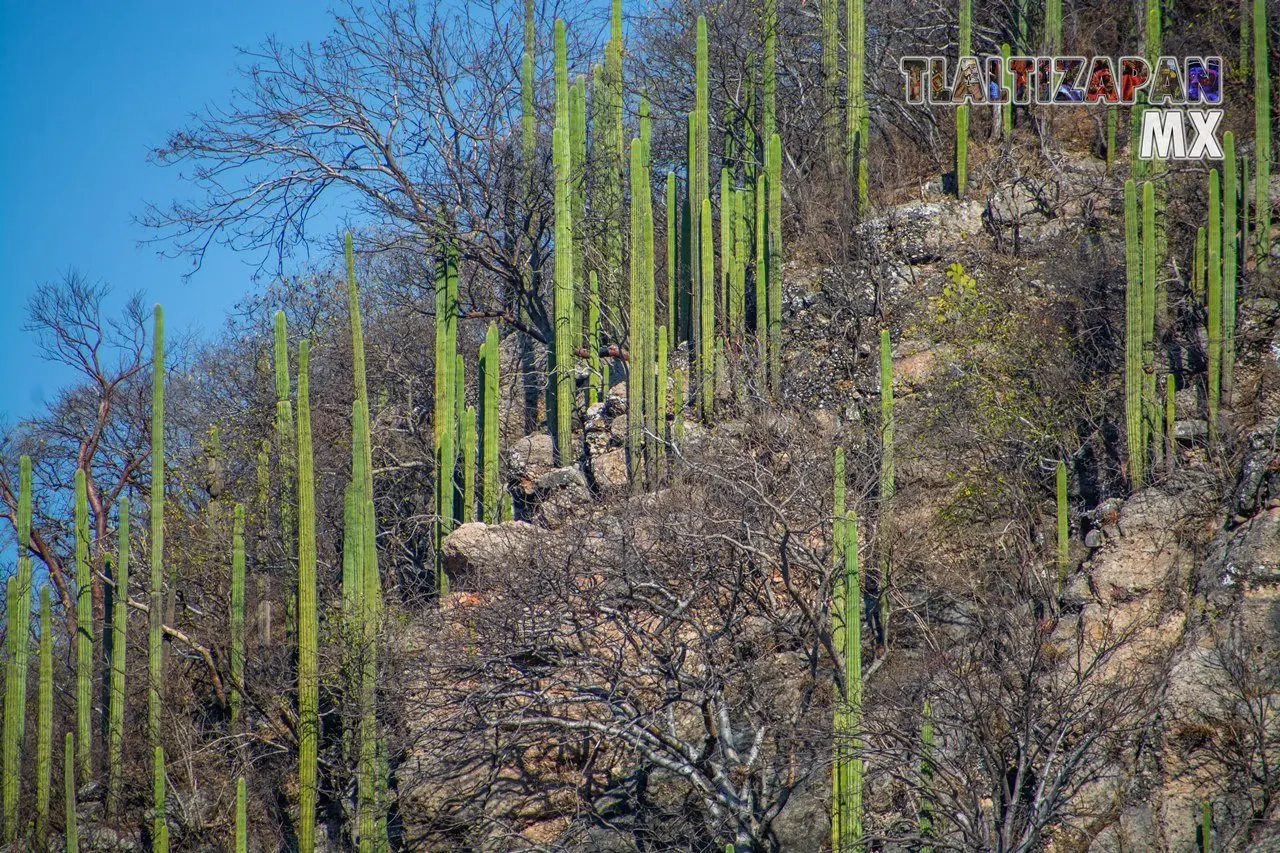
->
[1084,528,1104,548]
[591,448,629,494]
[508,433,557,477]
[440,521,546,587]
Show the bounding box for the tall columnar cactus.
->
[628,140,652,482]
[1254,0,1269,270]
[673,369,686,443]
[1223,132,1238,402]
[595,0,625,325]
[720,167,732,331]
[1056,461,1068,592]
[1142,181,1160,469]
[1166,375,1177,467]
[236,776,247,853]
[522,0,535,174]
[955,0,971,197]
[153,746,168,852]
[1208,169,1223,445]
[273,310,296,563]
[1002,44,1014,139]
[1194,226,1207,302]
[587,271,603,407]
[571,77,588,348]
[107,497,129,816]
[230,504,245,723]
[700,197,716,418]
[732,188,748,372]
[36,586,52,847]
[461,406,477,522]
[65,733,78,852]
[2,455,32,842]
[480,323,501,523]
[656,327,669,463]
[832,509,863,851]
[1106,106,1117,169]
[74,469,91,784]
[1124,179,1145,487]
[435,243,458,594]
[919,700,935,850]
[847,0,869,211]
[878,330,894,648]
[1044,0,1062,53]
[763,0,777,144]
[149,305,166,749]
[821,0,840,159]
[552,19,575,464]
[767,134,783,396]
[296,339,318,853]
[755,173,768,365]
[667,172,678,347]
[688,112,701,364]
[1201,800,1213,851]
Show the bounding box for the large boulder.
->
[440,521,546,588]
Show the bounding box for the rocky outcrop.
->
[440,521,546,588]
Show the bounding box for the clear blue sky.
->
[0,2,336,424]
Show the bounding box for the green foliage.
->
[296,339,318,853]
[107,498,129,817]
[149,305,166,749]
[74,470,92,785]
[36,586,52,847]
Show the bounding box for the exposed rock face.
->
[440,521,546,588]
[508,433,557,479]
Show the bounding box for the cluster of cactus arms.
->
[149,305,165,753]
[35,586,52,847]
[847,0,869,211]
[1056,461,1069,592]
[955,0,971,198]
[1255,0,1270,270]
[832,499,864,851]
[878,330,894,647]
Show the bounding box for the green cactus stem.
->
[1002,44,1014,139]
[462,406,477,523]
[1124,180,1145,487]
[2,455,32,842]
[763,0,777,143]
[296,339,318,853]
[673,369,686,444]
[149,305,165,749]
[1194,226,1206,303]
[65,733,78,852]
[667,172,678,347]
[1142,181,1160,471]
[435,243,458,594]
[721,167,732,332]
[1201,800,1213,851]
[1208,169,1222,446]
[730,188,746,342]
[920,700,935,850]
[273,310,296,566]
[236,776,247,853]
[955,0,971,197]
[230,504,245,723]
[1056,461,1068,593]
[1044,0,1062,53]
[1166,375,1177,468]
[107,498,128,817]
[847,0,868,211]
[153,746,168,852]
[36,586,52,847]
[656,327,669,465]
[74,469,92,784]
[480,322,501,523]
[832,509,863,851]
[1223,132,1238,401]
[552,19,575,464]
[767,134,783,396]
[700,197,716,419]
[879,330,894,648]
[1255,0,1270,270]
[821,0,839,158]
